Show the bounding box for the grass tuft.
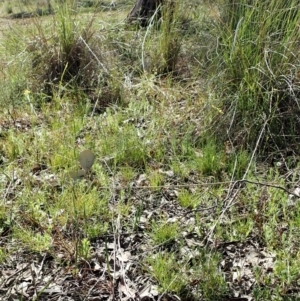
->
[207,0,300,155]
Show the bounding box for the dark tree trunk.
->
[127,0,163,26]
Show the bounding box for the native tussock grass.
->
[206,0,300,156]
[1,0,300,300]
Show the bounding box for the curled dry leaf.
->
[79,150,95,171]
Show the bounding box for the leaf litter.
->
[2,157,289,301]
[2,104,300,301]
[0,158,214,300]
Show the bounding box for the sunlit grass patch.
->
[0,204,9,235]
[85,220,109,239]
[149,219,179,245]
[178,189,201,209]
[0,247,7,264]
[190,250,228,300]
[13,227,53,253]
[94,109,151,169]
[146,168,165,190]
[146,249,228,300]
[53,184,109,221]
[146,252,187,293]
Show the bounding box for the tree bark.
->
[127,0,163,26]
